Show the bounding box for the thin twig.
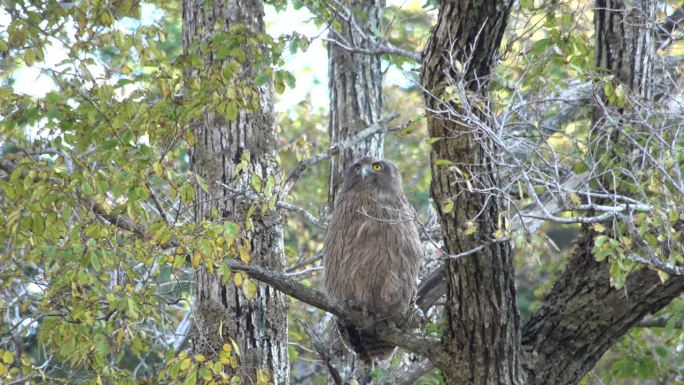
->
[283,113,404,195]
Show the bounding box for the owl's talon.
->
[344,299,359,309]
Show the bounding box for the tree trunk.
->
[521,2,684,384]
[327,0,386,209]
[421,1,525,384]
[324,1,387,380]
[183,1,288,383]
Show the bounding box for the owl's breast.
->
[323,197,422,314]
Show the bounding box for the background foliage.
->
[0,0,683,384]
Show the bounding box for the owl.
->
[323,156,423,364]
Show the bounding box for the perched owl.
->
[323,156,423,364]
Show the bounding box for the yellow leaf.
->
[244,279,257,300]
[230,338,241,357]
[194,354,206,362]
[180,357,192,370]
[239,244,251,263]
[192,252,202,268]
[593,223,606,233]
[153,162,164,177]
[233,272,243,288]
[2,351,13,364]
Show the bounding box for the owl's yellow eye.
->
[372,163,382,171]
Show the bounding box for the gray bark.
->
[521,2,684,384]
[421,1,525,384]
[183,0,288,383]
[323,1,388,381]
[327,0,386,210]
[420,0,684,385]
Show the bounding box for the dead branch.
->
[282,113,405,195]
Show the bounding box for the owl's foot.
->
[343,299,370,318]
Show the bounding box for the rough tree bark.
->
[183,0,288,383]
[421,0,684,385]
[327,0,386,209]
[420,1,525,384]
[323,1,388,381]
[521,2,684,384]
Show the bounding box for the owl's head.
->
[340,156,403,195]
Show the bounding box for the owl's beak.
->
[361,166,369,179]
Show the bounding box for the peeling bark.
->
[183,0,288,383]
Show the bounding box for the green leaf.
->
[442,201,454,214]
[3,351,14,364]
[199,367,212,380]
[244,279,257,300]
[184,370,197,385]
[224,222,240,242]
[196,174,209,193]
[225,102,238,121]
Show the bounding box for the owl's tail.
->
[337,320,396,365]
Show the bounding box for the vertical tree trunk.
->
[327,0,386,209]
[324,1,387,380]
[421,1,525,384]
[595,0,655,98]
[183,1,288,383]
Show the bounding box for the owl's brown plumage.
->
[323,157,423,364]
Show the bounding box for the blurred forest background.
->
[1,0,684,384]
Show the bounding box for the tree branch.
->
[223,258,445,363]
[1,157,179,249]
[322,36,422,62]
[322,0,421,62]
[217,182,326,229]
[282,113,405,196]
[521,233,684,385]
[416,171,589,311]
[383,359,435,385]
[636,316,682,328]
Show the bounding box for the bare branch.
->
[172,310,192,354]
[217,182,326,229]
[321,0,421,62]
[322,36,422,62]
[383,360,435,385]
[298,320,344,385]
[636,316,682,328]
[416,171,590,311]
[282,113,405,195]
[628,254,684,276]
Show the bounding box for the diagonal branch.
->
[223,258,446,363]
[282,113,405,196]
[521,234,684,385]
[217,182,327,229]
